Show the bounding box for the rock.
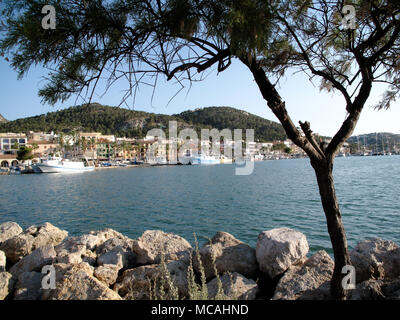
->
[25,222,68,250]
[10,245,56,278]
[72,234,102,251]
[96,237,135,255]
[98,250,124,268]
[44,265,121,300]
[347,279,385,300]
[51,262,94,284]
[194,232,258,280]
[0,223,67,264]
[256,228,309,278]
[132,230,192,264]
[207,272,258,300]
[114,260,188,299]
[97,240,136,270]
[55,238,86,256]
[0,250,5,272]
[0,233,35,263]
[88,229,126,248]
[114,265,157,300]
[381,277,400,300]
[94,265,120,286]
[55,229,125,257]
[0,272,14,300]
[0,222,23,244]
[81,249,97,266]
[350,238,400,282]
[56,251,83,265]
[272,250,334,300]
[14,271,43,300]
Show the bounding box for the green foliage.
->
[176,107,286,141]
[272,143,286,151]
[150,252,180,300]
[284,147,292,154]
[150,233,232,301]
[16,145,34,161]
[0,104,286,142]
[1,0,399,110]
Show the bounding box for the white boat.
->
[199,155,220,165]
[188,155,219,165]
[36,156,95,173]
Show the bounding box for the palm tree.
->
[57,132,65,156]
[80,137,88,157]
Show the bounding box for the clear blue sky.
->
[0,57,399,137]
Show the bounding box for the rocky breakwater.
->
[1,222,400,300]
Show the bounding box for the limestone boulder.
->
[94,265,120,286]
[0,272,14,300]
[96,237,135,255]
[56,251,83,265]
[81,249,97,266]
[13,271,43,300]
[194,232,258,280]
[347,279,385,300]
[88,228,126,248]
[10,245,56,278]
[96,238,136,270]
[0,233,35,263]
[0,223,67,263]
[381,277,400,300]
[0,250,6,272]
[44,265,121,300]
[256,228,309,278]
[114,260,188,299]
[0,222,23,244]
[25,222,68,250]
[132,230,192,264]
[207,272,258,300]
[350,238,400,283]
[272,250,334,300]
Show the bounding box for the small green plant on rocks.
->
[149,233,235,300]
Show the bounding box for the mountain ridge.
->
[0,104,287,142]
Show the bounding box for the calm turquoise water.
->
[0,156,399,254]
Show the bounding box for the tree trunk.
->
[311,158,351,300]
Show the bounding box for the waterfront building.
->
[0,133,29,167]
[0,133,27,151]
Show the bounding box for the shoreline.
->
[1,221,399,300]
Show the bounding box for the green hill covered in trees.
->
[347,132,400,153]
[175,107,286,142]
[0,104,287,142]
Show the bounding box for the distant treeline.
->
[0,104,287,142]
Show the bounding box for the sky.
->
[0,57,399,137]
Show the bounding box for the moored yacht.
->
[35,156,94,173]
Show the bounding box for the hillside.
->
[176,107,286,141]
[0,114,8,123]
[0,104,286,142]
[347,133,400,152]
